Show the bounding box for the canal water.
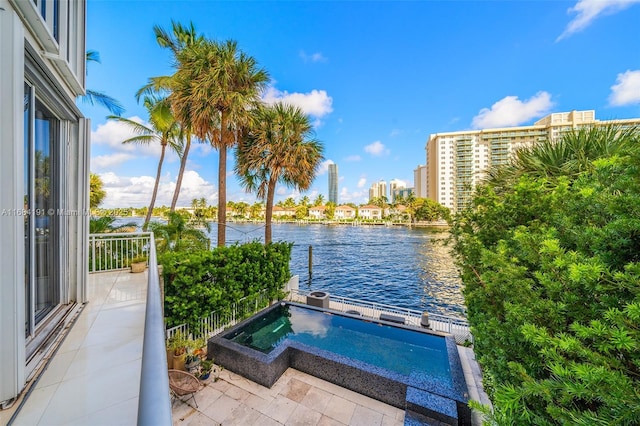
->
[118,218,465,318]
[216,222,465,318]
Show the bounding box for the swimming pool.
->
[209,302,470,425]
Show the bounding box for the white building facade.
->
[413,165,427,198]
[425,110,640,213]
[1,0,89,406]
[368,180,387,202]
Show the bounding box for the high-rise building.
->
[425,110,640,213]
[328,164,338,204]
[414,165,427,198]
[388,179,406,203]
[1,0,89,404]
[369,180,387,201]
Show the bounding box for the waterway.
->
[215,222,465,318]
[117,218,465,318]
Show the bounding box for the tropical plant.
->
[148,211,210,254]
[170,38,269,246]
[88,216,137,234]
[235,102,324,243]
[81,50,125,116]
[89,173,106,209]
[147,21,205,213]
[313,194,325,206]
[107,95,181,230]
[451,125,640,424]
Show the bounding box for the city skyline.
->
[81,1,640,208]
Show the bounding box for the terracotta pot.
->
[173,353,186,371]
[166,348,174,369]
[130,262,146,273]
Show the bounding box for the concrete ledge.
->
[406,386,458,425]
[380,313,406,324]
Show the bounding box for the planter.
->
[130,262,147,273]
[166,348,174,369]
[173,353,186,371]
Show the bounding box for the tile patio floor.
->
[172,367,409,426]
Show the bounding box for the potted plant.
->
[167,331,188,370]
[130,255,148,273]
[198,359,214,380]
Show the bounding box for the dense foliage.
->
[161,241,293,331]
[451,127,640,424]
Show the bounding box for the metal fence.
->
[89,232,152,272]
[287,289,473,344]
[166,290,272,341]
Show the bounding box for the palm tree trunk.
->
[265,177,277,244]
[217,115,227,247]
[144,144,166,231]
[170,133,191,213]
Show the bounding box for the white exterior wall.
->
[413,165,427,198]
[0,0,87,405]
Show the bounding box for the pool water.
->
[227,304,452,383]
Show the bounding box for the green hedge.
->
[160,241,293,330]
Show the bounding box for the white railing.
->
[287,289,473,344]
[89,232,151,272]
[166,290,272,341]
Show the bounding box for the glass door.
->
[24,82,60,338]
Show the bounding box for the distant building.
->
[414,165,427,198]
[368,180,387,201]
[388,179,406,203]
[358,205,383,220]
[272,206,296,218]
[393,187,414,201]
[334,205,356,219]
[426,110,640,213]
[328,164,339,204]
[309,205,327,219]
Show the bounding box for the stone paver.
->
[172,368,404,426]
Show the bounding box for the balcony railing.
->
[89,232,151,272]
[137,233,172,425]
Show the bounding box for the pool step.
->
[406,387,459,425]
[404,409,452,426]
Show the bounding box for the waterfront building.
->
[272,206,296,218]
[368,180,387,201]
[334,205,356,219]
[425,110,640,212]
[414,165,427,198]
[358,205,384,220]
[388,179,406,203]
[0,0,89,406]
[393,187,414,202]
[328,164,338,204]
[309,205,327,219]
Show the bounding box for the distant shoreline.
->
[111,215,450,230]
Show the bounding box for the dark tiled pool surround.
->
[208,302,471,425]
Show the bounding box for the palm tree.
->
[236,102,324,243]
[486,125,638,191]
[170,39,269,246]
[313,194,325,206]
[82,50,125,116]
[149,22,204,212]
[300,195,310,207]
[107,95,181,230]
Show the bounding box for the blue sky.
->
[83,0,640,209]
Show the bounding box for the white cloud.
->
[357,178,367,188]
[299,50,327,63]
[91,153,136,170]
[389,129,402,137]
[98,170,216,208]
[471,92,554,129]
[91,117,180,161]
[317,159,335,175]
[364,141,389,157]
[609,69,640,106]
[557,0,640,41]
[339,187,368,203]
[262,86,333,118]
[344,155,361,162]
